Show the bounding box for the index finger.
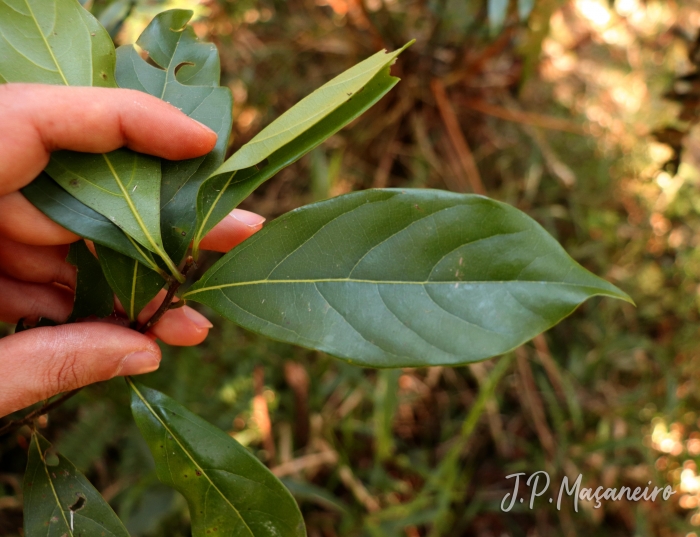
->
[0,84,218,195]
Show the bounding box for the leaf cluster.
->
[0,1,632,535]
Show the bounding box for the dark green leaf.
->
[22,173,162,272]
[115,9,232,263]
[66,240,114,321]
[192,65,402,257]
[128,380,306,537]
[96,244,166,322]
[23,432,129,537]
[0,0,115,86]
[185,189,632,368]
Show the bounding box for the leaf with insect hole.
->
[23,432,129,536]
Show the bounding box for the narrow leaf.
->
[185,189,632,368]
[96,244,166,322]
[217,42,412,172]
[129,380,306,537]
[22,173,162,272]
[23,432,129,537]
[192,63,402,255]
[66,240,114,321]
[116,9,233,263]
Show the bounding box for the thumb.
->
[0,323,161,417]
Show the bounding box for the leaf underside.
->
[193,56,402,248]
[186,189,632,368]
[46,149,166,256]
[23,432,129,537]
[22,173,159,269]
[0,0,177,274]
[0,0,114,86]
[96,244,165,322]
[129,381,306,537]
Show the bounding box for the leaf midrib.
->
[128,380,255,537]
[102,154,181,279]
[130,259,139,320]
[184,278,615,298]
[23,0,69,85]
[34,435,74,537]
[193,170,237,255]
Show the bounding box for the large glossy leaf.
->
[96,244,166,322]
[66,240,114,321]
[0,0,115,86]
[185,189,632,368]
[23,432,129,537]
[192,59,405,257]
[128,380,306,537]
[115,9,233,263]
[22,173,164,273]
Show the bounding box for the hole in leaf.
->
[174,62,195,76]
[256,158,270,171]
[69,493,86,512]
[44,447,59,467]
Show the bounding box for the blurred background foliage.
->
[4,0,700,535]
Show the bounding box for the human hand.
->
[0,84,264,417]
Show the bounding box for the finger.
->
[0,323,160,417]
[0,235,75,287]
[136,291,213,346]
[199,209,265,253]
[0,275,73,324]
[0,192,80,245]
[0,84,218,195]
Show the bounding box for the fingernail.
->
[183,307,214,329]
[230,209,266,228]
[119,350,160,376]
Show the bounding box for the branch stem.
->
[0,389,82,437]
[138,256,195,333]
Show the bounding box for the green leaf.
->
[128,380,306,537]
[219,42,412,171]
[0,0,181,279]
[184,189,632,368]
[22,173,163,272]
[192,59,405,257]
[23,432,129,537]
[96,244,166,322]
[115,9,233,263]
[0,0,116,87]
[66,240,114,321]
[45,150,175,267]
